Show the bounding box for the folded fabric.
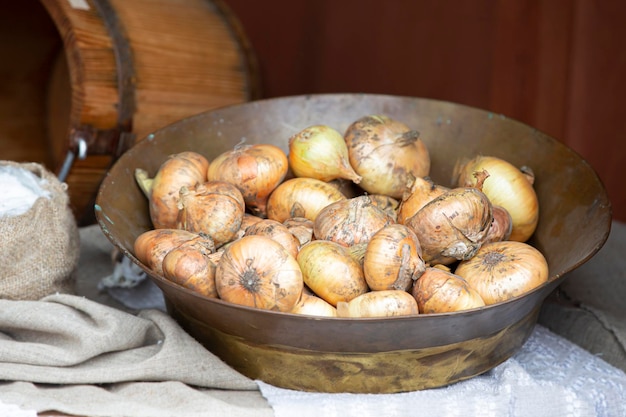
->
[0,293,274,417]
[258,325,626,417]
[0,293,255,389]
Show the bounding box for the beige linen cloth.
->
[0,294,272,417]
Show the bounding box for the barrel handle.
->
[58,138,87,183]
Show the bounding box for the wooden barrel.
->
[0,0,260,225]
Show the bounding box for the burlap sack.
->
[0,161,79,300]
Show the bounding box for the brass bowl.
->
[95,94,611,393]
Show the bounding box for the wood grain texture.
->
[225,0,626,221]
[1,0,259,224]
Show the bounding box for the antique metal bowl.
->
[95,94,611,393]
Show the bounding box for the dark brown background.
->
[223,0,626,222]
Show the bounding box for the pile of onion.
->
[132,113,549,318]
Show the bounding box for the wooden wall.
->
[224,0,626,222]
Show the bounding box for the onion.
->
[288,125,361,183]
[266,177,346,223]
[397,176,448,225]
[363,224,426,291]
[336,290,419,318]
[234,213,264,240]
[290,292,338,317]
[411,267,485,313]
[215,235,303,312]
[147,151,209,229]
[296,240,368,306]
[313,195,395,247]
[404,187,493,265]
[176,181,245,247]
[244,218,301,259]
[162,239,219,298]
[343,114,430,198]
[134,229,213,276]
[483,205,513,243]
[207,143,289,217]
[453,155,539,242]
[454,240,549,304]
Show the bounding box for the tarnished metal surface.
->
[95,94,612,393]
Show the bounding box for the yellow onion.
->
[363,224,426,291]
[313,195,395,247]
[234,213,264,240]
[266,177,346,223]
[454,240,549,305]
[453,155,539,242]
[484,205,513,243]
[244,218,301,259]
[147,151,209,229]
[215,235,303,312]
[207,143,288,217]
[134,229,213,276]
[283,217,314,246]
[162,239,219,298]
[343,115,430,198]
[176,181,245,247]
[397,176,448,225]
[290,292,338,317]
[337,290,419,318]
[405,187,493,265]
[288,125,362,183]
[411,267,485,313]
[296,240,368,306]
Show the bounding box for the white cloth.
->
[258,325,626,417]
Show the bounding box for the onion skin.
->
[208,144,289,217]
[234,213,264,240]
[344,114,430,199]
[397,176,448,225]
[134,229,212,276]
[162,239,219,298]
[244,219,301,259]
[454,240,549,305]
[266,177,346,223]
[454,155,539,242]
[364,224,426,291]
[149,151,209,229]
[290,292,338,317]
[337,290,419,318]
[368,194,400,222]
[283,217,314,246]
[215,235,303,312]
[297,240,368,306]
[405,187,493,265]
[313,195,395,247]
[484,205,513,243]
[288,125,362,183]
[411,267,485,313]
[176,181,245,247]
